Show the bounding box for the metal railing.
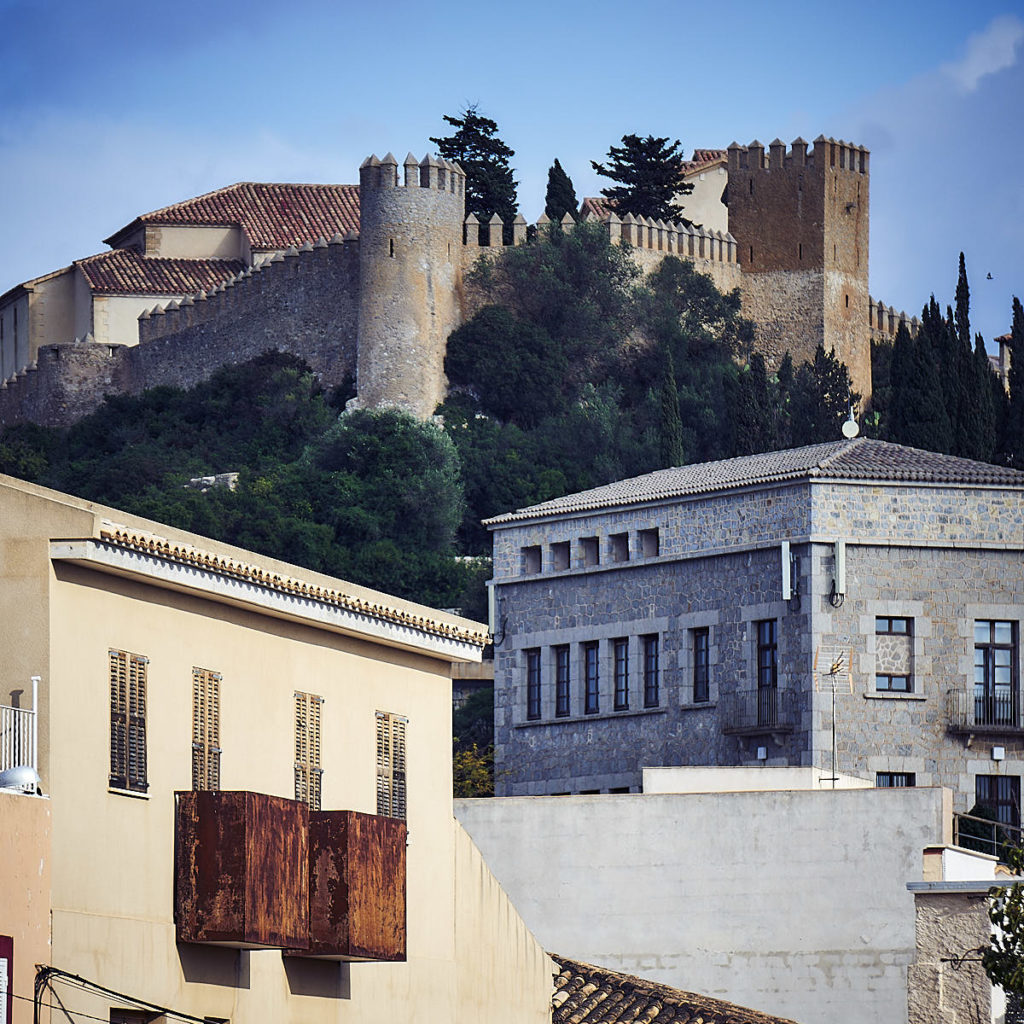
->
[948,688,1022,732]
[954,811,1024,861]
[724,687,796,733]
[0,676,39,792]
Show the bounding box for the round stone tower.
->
[355,151,466,418]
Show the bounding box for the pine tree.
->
[1001,297,1024,467]
[544,159,578,223]
[431,106,518,241]
[592,134,693,224]
[658,348,685,467]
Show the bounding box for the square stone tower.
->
[727,137,871,399]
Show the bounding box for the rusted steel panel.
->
[301,809,407,961]
[174,790,309,949]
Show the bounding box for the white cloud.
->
[941,13,1024,92]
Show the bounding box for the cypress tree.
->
[729,354,777,456]
[955,252,971,350]
[1001,297,1024,467]
[972,334,997,462]
[658,348,685,468]
[889,317,953,452]
[545,159,578,223]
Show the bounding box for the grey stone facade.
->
[488,440,1024,815]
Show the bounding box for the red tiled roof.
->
[580,197,614,220]
[552,956,802,1024]
[75,248,246,296]
[104,183,360,251]
[688,148,727,167]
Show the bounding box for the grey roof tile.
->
[485,439,1024,525]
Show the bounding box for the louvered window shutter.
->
[109,651,128,788]
[294,691,323,810]
[110,650,148,793]
[376,711,408,820]
[192,668,222,791]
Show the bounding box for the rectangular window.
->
[584,642,600,715]
[555,646,570,717]
[294,690,323,811]
[876,772,916,787]
[526,648,541,720]
[522,545,541,575]
[191,667,221,791]
[643,634,660,708]
[876,674,912,692]
[109,650,148,793]
[580,536,599,567]
[376,711,408,820]
[609,533,629,563]
[693,628,710,703]
[638,528,660,558]
[876,616,914,692]
[551,541,570,571]
[613,638,629,710]
[976,774,1021,828]
[876,616,911,635]
[975,620,1018,727]
[756,620,778,726]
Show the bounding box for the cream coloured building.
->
[0,474,552,1024]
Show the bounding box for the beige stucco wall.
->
[92,292,182,347]
[680,164,728,234]
[143,224,245,261]
[0,791,51,1024]
[0,293,30,381]
[0,475,549,1024]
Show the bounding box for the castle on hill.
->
[0,137,919,428]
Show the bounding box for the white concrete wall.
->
[679,164,728,234]
[643,765,873,793]
[457,786,953,1024]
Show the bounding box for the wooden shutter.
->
[109,651,128,788]
[192,668,221,791]
[294,691,323,810]
[376,711,407,820]
[110,650,147,792]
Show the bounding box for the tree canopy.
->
[544,158,578,223]
[592,134,693,224]
[431,105,518,239]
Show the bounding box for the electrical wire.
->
[13,990,115,1024]
[35,966,217,1024]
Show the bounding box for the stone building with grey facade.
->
[486,438,1024,822]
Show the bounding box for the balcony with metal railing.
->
[947,688,1024,737]
[723,686,797,738]
[953,810,1023,861]
[0,677,39,793]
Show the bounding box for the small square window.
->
[580,537,599,567]
[551,541,570,571]
[609,532,629,563]
[876,616,911,635]
[876,674,912,692]
[638,528,660,557]
[522,545,541,575]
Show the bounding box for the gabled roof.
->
[103,182,360,251]
[485,439,1024,525]
[687,148,728,168]
[75,248,247,296]
[551,955,801,1024]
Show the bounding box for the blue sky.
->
[1,0,1021,344]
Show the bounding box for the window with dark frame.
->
[756,619,778,726]
[584,642,600,715]
[555,645,570,717]
[875,616,914,693]
[976,773,1021,828]
[876,772,916,787]
[693,628,710,703]
[613,638,629,710]
[526,648,541,720]
[974,620,1018,727]
[643,634,660,708]
[109,649,148,793]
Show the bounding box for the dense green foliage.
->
[1002,296,1024,468]
[544,158,578,223]
[592,134,693,224]
[866,254,1014,464]
[443,221,857,553]
[0,353,484,610]
[431,106,518,242]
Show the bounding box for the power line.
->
[13,989,114,1024]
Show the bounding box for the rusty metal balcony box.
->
[175,791,309,949]
[298,810,407,961]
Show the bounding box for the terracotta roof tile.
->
[551,956,802,1024]
[581,196,614,220]
[104,183,360,251]
[486,439,1024,524]
[75,248,246,296]
[688,148,728,167]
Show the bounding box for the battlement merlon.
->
[359,152,466,196]
[727,136,869,175]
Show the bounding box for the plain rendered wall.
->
[94,293,181,347]
[642,766,872,793]
[456,786,952,1024]
[0,791,51,1024]
[144,225,245,261]
[680,165,728,234]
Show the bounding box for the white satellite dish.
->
[842,407,860,439]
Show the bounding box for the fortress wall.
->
[0,342,132,427]
[130,237,360,393]
[869,296,920,344]
[739,269,825,370]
